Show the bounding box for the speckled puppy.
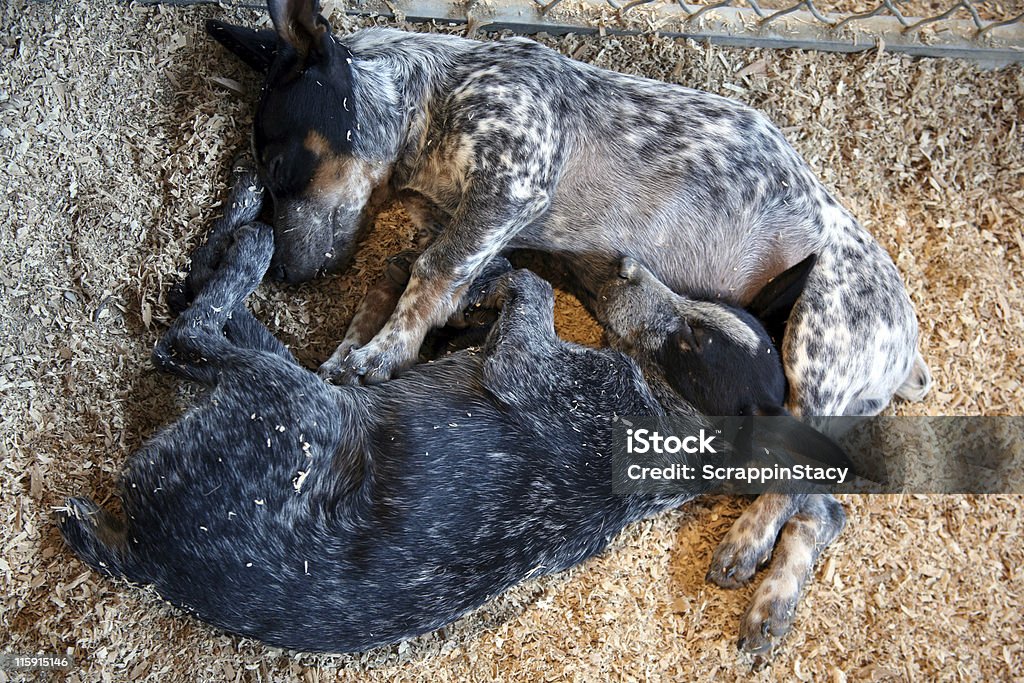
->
[208,0,931,652]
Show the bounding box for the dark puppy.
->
[57,174,842,653]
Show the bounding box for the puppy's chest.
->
[397,142,470,212]
[397,93,566,207]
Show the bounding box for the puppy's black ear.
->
[751,405,853,471]
[268,0,331,61]
[752,404,788,417]
[746,254,817,349]
[206,20,278,73]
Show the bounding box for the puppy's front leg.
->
[322,250,420,371]
[320,194,548,385]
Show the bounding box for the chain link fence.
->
[581,0,1024,37]
[143,0,1024,63]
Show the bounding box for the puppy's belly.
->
[515,209,815,304]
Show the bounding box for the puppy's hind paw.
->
[707,514,777,589]
[737,580,799,654]
[896,351,932,402]
[707,537,771,589]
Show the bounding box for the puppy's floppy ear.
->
[268,0,332,61]
[206,20,278,73]
[751,404,853,471]
[746,253,817,349]
[752,404,788,417]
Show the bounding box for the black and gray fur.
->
[57,172,845,654]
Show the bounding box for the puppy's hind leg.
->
[736,494,845,654]
[708,490,846,654]
[707,493,803,589]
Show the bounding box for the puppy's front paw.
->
[224,173,265,227]
[319,335,416,385]
[318,342,360,385]
[464,266,517,311]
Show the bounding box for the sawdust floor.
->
[2,2,1023,681]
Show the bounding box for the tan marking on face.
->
[303,131,389,210]
[304,130,332,156]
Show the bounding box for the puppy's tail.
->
[55,497,132,579]
[896,350,932,402]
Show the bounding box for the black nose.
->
[619,257,640,280]
[267,263,287,281]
